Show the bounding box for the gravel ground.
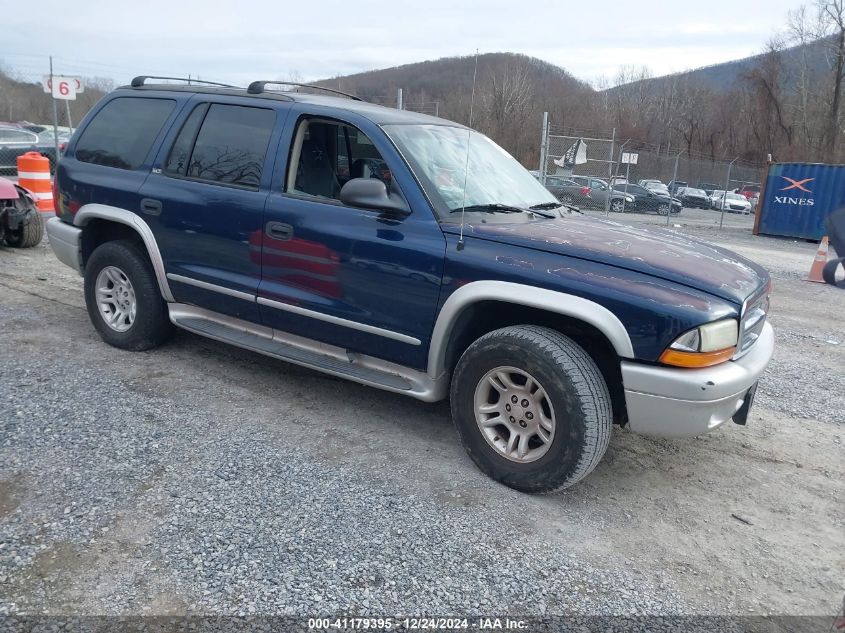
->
[0,212,842,622]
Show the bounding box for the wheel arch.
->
[429,282,634,422]
[74,204,174,302]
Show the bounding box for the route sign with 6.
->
[41,76,84,99]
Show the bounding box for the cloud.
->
[0,0,801,87]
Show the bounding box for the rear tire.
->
[84,240,173,351]
[450,325,612,493]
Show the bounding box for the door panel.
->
[258,112,446,369]
[140,99,285,323]
[140,174,268,321]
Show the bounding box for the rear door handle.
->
[140,198,162,216]
[266,221,293,240]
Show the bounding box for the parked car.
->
[0,125,58,175]
[712,192,753,214]
[698,182,721,196]
[667,180,688,195]
[679,187,710,209]
[0,176,43,247]
[644,181,671,196]
[737,184,761,210]
[569,175,634,211]
[612,183,682,215]
[737,184,760,199]
[543,175,591,206]
[45,77,774,494]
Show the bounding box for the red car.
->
[737,184,760,200]
[0,176,43,247]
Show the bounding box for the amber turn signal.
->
[658,347,736,368]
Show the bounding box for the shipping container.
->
[754,162,845,240]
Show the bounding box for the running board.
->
[167,304,445,402]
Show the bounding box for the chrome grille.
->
[736,286,770,357]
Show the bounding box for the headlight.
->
[659,319,738,368]
[625,195,635,203]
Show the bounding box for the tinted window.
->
[186,104,275,189]
[165,104,208,175]
[76,97,175,170]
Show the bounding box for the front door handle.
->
[266,221,293,241]
[140,198,162,216]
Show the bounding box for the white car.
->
[643,181,670,196]
[711,192,752,214]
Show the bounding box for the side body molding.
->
[427,281,635,379]
[74,204,175,302]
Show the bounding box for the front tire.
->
[84,240,172,351]
[4,202,43,248]
[657,203,671,215]
[450,325,612,493]
[610,199,624,213]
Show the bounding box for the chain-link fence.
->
[539,115,765,218]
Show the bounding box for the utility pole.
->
[49,56,60,162]
[606,128,616,217]
[667,150,683,227]
[539,112,549,185]
[397,88,403,110]
[617,140,630,213]
[719,157,739,229]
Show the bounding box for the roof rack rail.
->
[130,76,240,89]
[247,81,362,101]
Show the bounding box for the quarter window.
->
[75,97,175,170]
[164,104,207,175]
[184,104,275,189]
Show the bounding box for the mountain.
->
[315,52,594,114]
[314,53,596,164]
[604,34,837,95]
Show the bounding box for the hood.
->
[0,177,21,200]
[451,215,768,305]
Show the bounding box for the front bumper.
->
[45,217,83,274]
[622,322,774,437]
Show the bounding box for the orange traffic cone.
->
[806,236,829,283]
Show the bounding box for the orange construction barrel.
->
[17,152,54,213]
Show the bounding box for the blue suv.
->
[45,78,774,493]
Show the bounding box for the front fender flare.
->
[427,281,635,378]
[74,204,174,302]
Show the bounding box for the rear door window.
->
[184,104,276,189]
[75,97,176,170]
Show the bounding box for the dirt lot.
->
[0,210,842,619]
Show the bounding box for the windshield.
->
[383,124,557,219]
[727,193,745,200]
[687,188,705,195]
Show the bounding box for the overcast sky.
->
[3,0,806,87]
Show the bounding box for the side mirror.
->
[340,178,410,216]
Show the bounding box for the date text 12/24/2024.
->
[308,617,528,630]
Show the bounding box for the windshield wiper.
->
[449,204,554,218]
[530,201,581,215]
